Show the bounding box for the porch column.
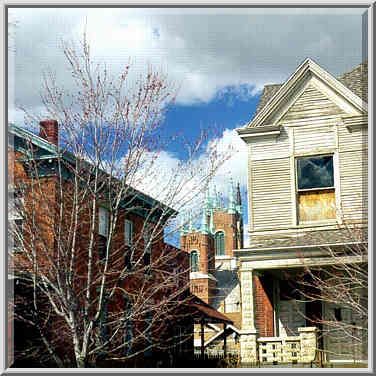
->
[239,267,258,364]
[200,320,204,358]
[223,323,227,358]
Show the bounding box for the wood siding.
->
[250,127,290,161]
[247,78,367,233]
[281,83,344,122]
[339,148,368,221]
[251,158,291,230]
[294,124,335,154]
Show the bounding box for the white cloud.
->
[130,127,247,220]
[8,7,365,121]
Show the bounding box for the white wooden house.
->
[235,58,368,365]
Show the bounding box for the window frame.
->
[9,190,25,253]
[294,153,338,225]
[214,230,225,256]
[124,219,133,246]
[190,250,199,273]
[98,207,110,260]
[143,225,152,274]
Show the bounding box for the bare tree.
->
[294,223,368,362]
[8,34,231,368]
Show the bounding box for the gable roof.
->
[188,294,233,325]
[249,59,368,127]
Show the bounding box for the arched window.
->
[190,250,199,272]
[215,231,225,256]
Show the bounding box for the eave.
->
[236,125,281,142]
[342,114,368,132]
[9,123,178,220]
[233,241,367,260]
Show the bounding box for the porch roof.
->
[242,227,367,250]
[188,295,233,325]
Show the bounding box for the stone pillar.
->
[298,327,318,363]
[239,268,258,364]
[239,328,258,364]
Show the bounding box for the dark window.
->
[297,155,334,190]
[98,235,107,261]
[124,248,132,270]
[144,227,152,275]
[215,231,225,256]
[13,219,24,251]
[334,308,342,321]
[280,280,300,300]
[124,220,133,246]
[296,155,336,222]
[190,251,199,272]
[98,207,109,260]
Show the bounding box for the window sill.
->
[215,255,231,260]
[297,219,338,227]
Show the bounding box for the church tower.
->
[180,180,244,305]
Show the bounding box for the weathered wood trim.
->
[342,115,368,132]
[248,145,254,233]
[334,126,343,224]
[237,125,281,141]
[289,127,297,226]
[239,254,366,270]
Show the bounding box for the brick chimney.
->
[39,120,59,146]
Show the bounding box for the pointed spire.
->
[228,178,236,214]
[188,211,193,232]
[205,186,211,215]
[209,209,215,234]
[212,185,218,209]
[236,182,243,215]
[201,209,209,234]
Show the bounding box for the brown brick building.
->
[8,120,194,367]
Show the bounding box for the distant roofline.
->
[8,123,178,217]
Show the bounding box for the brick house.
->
[8,120,197,367]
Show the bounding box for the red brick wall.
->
[181,232,215,275]
[190,278,217,305]
[254,275,274,337]
[213,210,240,257]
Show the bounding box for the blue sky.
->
[8,7,367,245]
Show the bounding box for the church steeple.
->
[228,178,236,214]
[201,208,209,234]
[188,211,194,232]
[212,185,218,209]
[236,182,243,215]
[209,209,215,234]
[205,186,211,215]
